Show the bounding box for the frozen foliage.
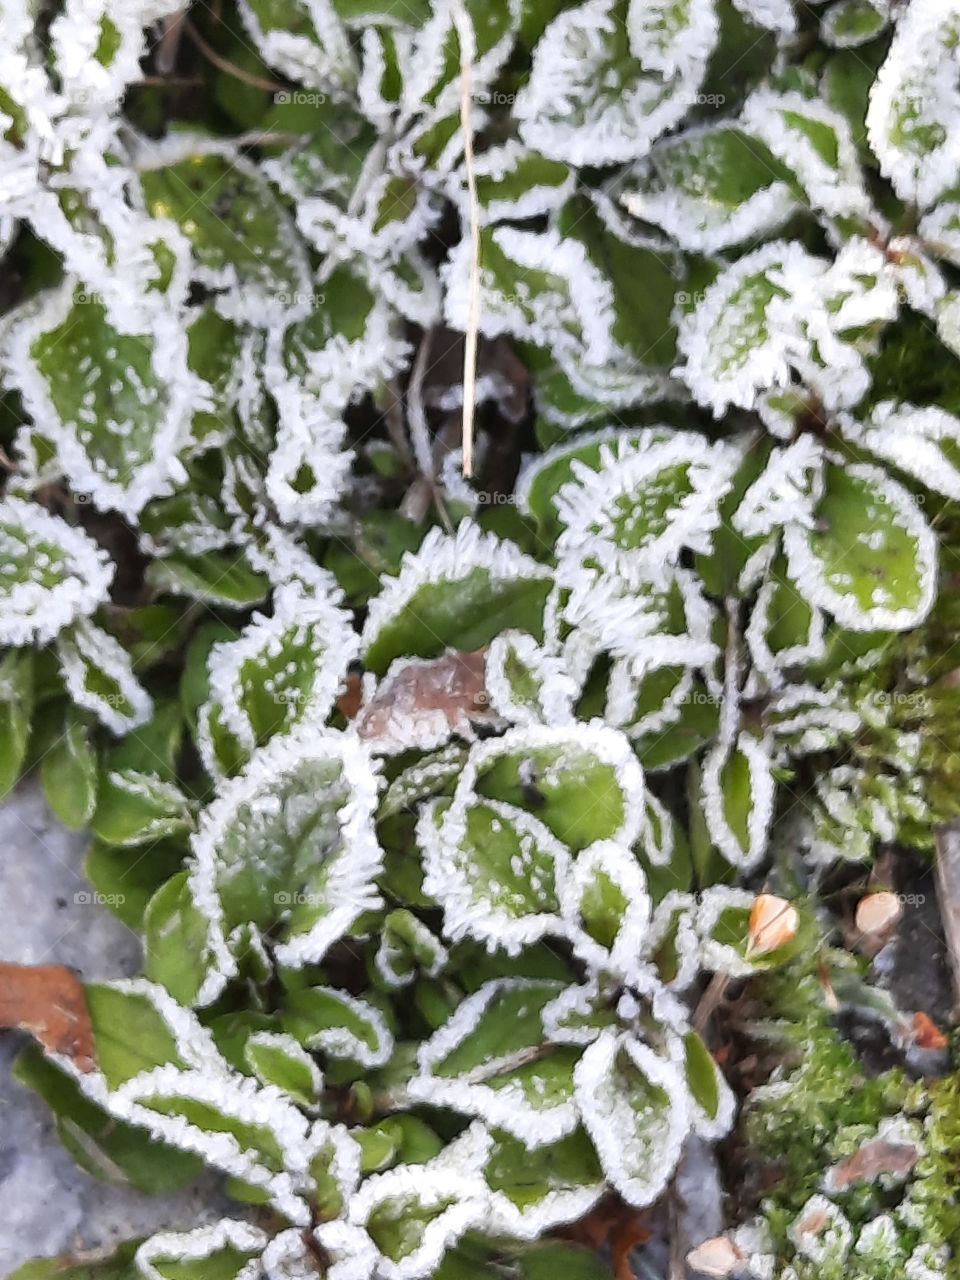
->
[3,0,960,1274]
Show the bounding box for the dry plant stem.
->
[405,331,454,533]
[451,0,481,480]
[155,8,186,74]
[693,972,730,1034]
[183,20,286,93]
[934,824,960,1016]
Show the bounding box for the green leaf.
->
[574,1030,689,1207]
[410,978,579,1145]
[144,871,222,1007]
[783,462,938,631]
[283,985,393,1067]
[92,770,193,847]
[0,497,113,646]
[86,840,184,929]
[146,551,269,608]
[5,286,192,517]
[0,648,34,799]
[621,125,797,252]
[362,524,552,675]
[14,1045,202,1195]
[9,1240,141,1280]
[139,152,312,324]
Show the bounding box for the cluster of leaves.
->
[3,0,960,1275]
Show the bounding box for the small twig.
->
[693,972,730,1034]
[383,378,413,471]
[934,824,960,1016]
[451,0,481,480]
[155,8,187,74]
[183,20,285,93]
[404,332,453,532]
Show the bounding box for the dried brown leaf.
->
[0,962,96,1070]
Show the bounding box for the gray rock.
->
[0,778,232,1276]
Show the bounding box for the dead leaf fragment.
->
[911,1010,948,1051]
[0,963,96,1071]
[686,1236,745,1277]
[854,891,902,955]
[353,650,500,751]
[746,894,798,957]
[824,1138,920,1192]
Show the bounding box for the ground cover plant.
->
[0,0,959,1275]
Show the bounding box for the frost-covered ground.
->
[0,779,233,1275]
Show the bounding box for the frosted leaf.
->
[745,569,827,687]
[390,0,521,124]
[112,1066,316,1223]
[557,839,652,984]
[56,618,153,734]
[365,248,442,328]
[183,726,382,1006]
[732,437,825,539]
[262,389,355,528]
[452,722,646,851]
[136,144,314,327]
[442,225,616,367]
[866,0,960,209]
[782,461,937,631]
[374,909,448,989]
[3,281,195,517]
[678,239,895,415]
[447,140,575,226]
[678,1030,736,1141]
[62,980,319,1223]
[740,90,873,220]
[640,793,678,869]
[409,979,580,1146]
[730,0,797,34]
[839,400,960,500]
[361,522,552,676]
[316,1137,490,1280]
[244,1032,323,1109]
[284,986,394,1068]
[937,290,960,357]
[265,266,410,407]
[574,1029,690,1207]
[821,0,889,47]
[541,981,617,1048]
[418,797,572,953]
[198,581,357,779]
[136,1221,267,1280]
[24,176,193,327]
[765,684,861,755]
[559,565,718,686]
[554,436,740,585]
[516,426,676,539]
[919,191,960,267]
[675,242,814,414]
[482,1126,605,1238]
[621,125,798,252]
[484,631,577,727]
[514,0,717,167]
[605,658,696,742]
[643,892,700,991]
[0,497,112,646]
[236,0,356,90]
[95,769,193,847]
[701,732,776,870]
[49,0,184,113]
[295,167,443,268]
[885,236,947,316]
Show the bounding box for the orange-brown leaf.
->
[824,1138,920,1192]
[352,650,497,748]
[0,963,96,1071]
